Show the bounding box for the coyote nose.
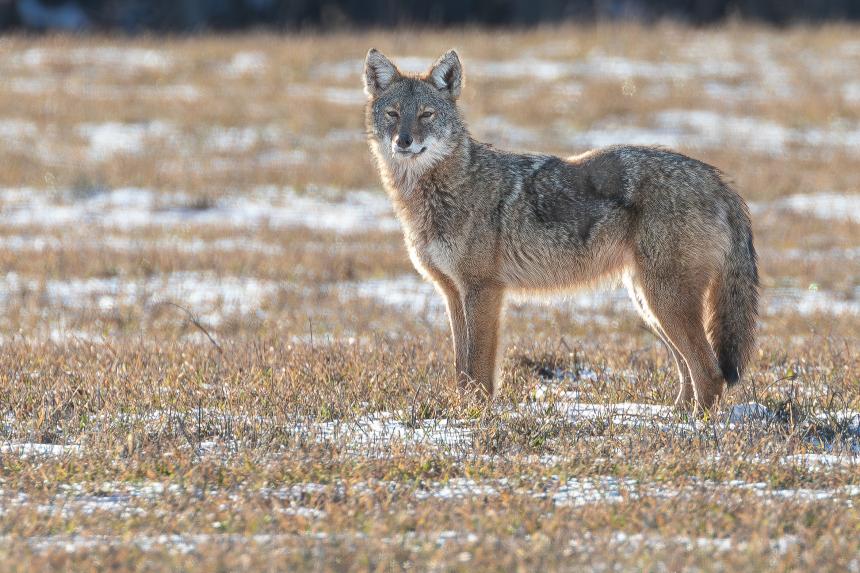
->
[396,133,413,148]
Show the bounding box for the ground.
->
[0,24,859,572]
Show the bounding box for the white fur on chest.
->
[406,236,461,283]
[426,238,459,277]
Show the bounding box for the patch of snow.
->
[0,186,400,235]
[314,54,745,83]
[415,479,499,500]
[567,124,683,149]
[0,233,283,255]
[308,412,474,450]
[748,40,795,98]
[735,480,860,502]
[783,454,859,468]
[569,111,860,156]
[776,193,860,224]
[317,128,366,145]
[702,81,771,103]
[844,81,860,103]
[727,402,773,425]
[223,51,267,76]
[0,118,38,138]
[322,87,367,106]
[12,47,171,72]
[545,476,641,506]
[205,125,281,152]
[572,53,744,81]
[344,274,860,321]
[0,443,81,458]
[5,77,58,94]
[343,275,632,319]
[657,110,790,154]
[764,287,860,316]
[0,271,280,325]
[337,276,440,314]
[474,58,581,81]
[548,401,683,432]
[76,121,176,161]
[472,116,541,146]
[68,47,171,71]
[765,246,860,263]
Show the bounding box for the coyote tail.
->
[708,206,759,386]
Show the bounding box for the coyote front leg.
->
[463,284,504,397]
[434,275,469,386]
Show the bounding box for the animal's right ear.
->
[364,49,399,98]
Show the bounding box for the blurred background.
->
[2,0,860,32]
[0,0,856,343]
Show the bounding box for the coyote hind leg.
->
[631,271,726,411]
[625,276,695,408]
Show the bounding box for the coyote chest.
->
[424,237,460,277]
[396,181,470,282]
[404,219,464,283]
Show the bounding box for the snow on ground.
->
[290,391,858,457]
[205,125,281,152]
[417,110,860,157]
[0,443,81,458]
[77,121,177,161]
[10,47,172,72]
[472,115,543,146]
[3,78,200,101]
[0,118,39,138]
[727,402,774,424]
[767,246,860,262]
[314,53,746,83]
[222,51,267,77]
[0,271,280,324]
[0,529,807,556]
[340,274,860,319]
[0,234,284,255]
[322,87,368,106]
[305,412,475,451]
[782,454,860,468]
[844,81,860,103]
[775,193,860,224]
[765,287,860,316]
[0,186,400,234]
[2,470,856,534]
[567,111,860,156]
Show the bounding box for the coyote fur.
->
[363,48,759,411]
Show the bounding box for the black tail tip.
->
[720,357,740,386]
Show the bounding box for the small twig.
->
[162,301,223,355]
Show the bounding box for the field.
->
[0,24,859,571]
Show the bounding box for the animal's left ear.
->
[427,50,463,100]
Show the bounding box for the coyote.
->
[363,48,758,411]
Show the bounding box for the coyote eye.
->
[419,110,434,119]
[386,110,399,118]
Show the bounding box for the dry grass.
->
[0,23,858,572]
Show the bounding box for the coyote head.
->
[363,49,466,186]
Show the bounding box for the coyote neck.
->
[382,137,474,239]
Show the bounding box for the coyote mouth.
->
[395,146,427,157]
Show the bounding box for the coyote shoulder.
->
[363,48,759,411]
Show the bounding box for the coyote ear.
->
[427,49,462,100]
[364,49,399,97]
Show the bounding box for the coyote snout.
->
[363,48,759,413]
[394,133,425,155]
